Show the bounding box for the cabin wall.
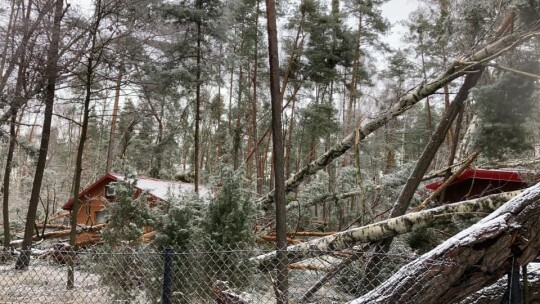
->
[63,174,183,246]
[75,181,109,226]
[74,181,155,234]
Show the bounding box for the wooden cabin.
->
[62,173,209,241]
[425,167,537,204]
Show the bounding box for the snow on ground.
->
[0,262,108,304]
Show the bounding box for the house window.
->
[105,184,116,198]
[95,209,108,224]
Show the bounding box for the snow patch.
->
[111,174,211,201]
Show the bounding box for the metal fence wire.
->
[0,243,485,303]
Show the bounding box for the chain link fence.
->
[0,243,492,303]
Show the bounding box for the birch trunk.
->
[256,30,536,210]
[253,190,521,269]
[349,182,540,304]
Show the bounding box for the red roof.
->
[62,173,120,210]
[425,167,525,191]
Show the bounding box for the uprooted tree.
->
[349,182,540,303]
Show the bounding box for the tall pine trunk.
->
[2,110,16,247]
[194,0,202,192]
[105,60,123,173]
[67,0,104,287]
[251,0,261,194]
[16,0,64,270]
[265,0,288,301]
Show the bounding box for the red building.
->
[62,172,209,227]
[425,167,537,204]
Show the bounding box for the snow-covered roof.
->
[62,172,211,210]
[111,173,211,200]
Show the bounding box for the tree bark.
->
[459,264,540,304]
[359,68,483,289]
[265,0,288,302]
[256,30,534,210]
[349,182,540,304]
[253,190,521,269]
[194,0,202,192]
[251,1,261,194]
[15,0,64,270]
[68,0,103,288]
[2,109,16,247]
[105,60,123,173]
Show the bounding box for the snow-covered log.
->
[349,182,540,304]
[9,224,106,247]
[255,30,537,210]
[458,263,540,304]
[253,190,521,269]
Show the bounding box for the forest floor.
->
[0,261,111,304]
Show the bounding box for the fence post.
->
[162,247,173,304]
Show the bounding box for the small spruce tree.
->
[101,179,155,246]
[202,164,256,289]
[154,192,205,249]
[204,164,255,246]
[98,178,155,302]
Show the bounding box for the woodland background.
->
[0,0,539,288]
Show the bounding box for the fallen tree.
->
[349,182,540,303]
[255,29,539,210]
[459,264,540,304]
[253,190,522,269]
[286,190,362,211]
[9,224,106,247]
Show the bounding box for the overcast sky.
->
[381,0,419,50]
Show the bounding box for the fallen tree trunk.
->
[253,190,521,269]
[36,212,69,225]
[259,235,303,245]
[35,224,71,230]
[459,263,540,304]
[9,224,106,247]
[256,31,536,210]
[349,182,540,304]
